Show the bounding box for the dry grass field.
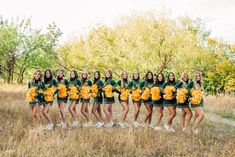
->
[0,84,234,157]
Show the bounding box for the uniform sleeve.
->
[175,81,183,89]
[186,81,194,90]
[65,79,70,88]
[53,79,58,87]
[28,81,31,89]
[41,82,46,91]
[88,80,92,86]
[162,82,167,89]
[117,80,121,86]
[77,79,82,87]
[128,81,133,89]
[139,80,145,89]
[99,80,104,87]
[110,79,117,87]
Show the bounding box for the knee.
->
[42,109,47,115]
[92,109,96,114]
[199,112,205,119]
[188,112,193,118]
[158,112,163,118]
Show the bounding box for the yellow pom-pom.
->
[132,88,142,101]
[190,89,202,105]
[44,86,55,102]
[69,86,79,100]
[163,86,176,100]
[58,84,67,98]
[26,88,36,103]
[151,87,161,101]
[91,84,99,98]
[103,85,113,98]
[176,88,188,103]
[141,88,151,100]
[81,86,91,99]
[120,89,130,101]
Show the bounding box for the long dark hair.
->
[105,70,113,82]
[93,71,101,84]
[167,72,175,83]
[155,72,165,84]
[144,70,154,82]
[70,70,78,81]
[44,69,53,83]
[132,71,140,81]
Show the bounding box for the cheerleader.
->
[42,69,58,130]
[116,71,130,128]
[152,72,165,131]
[162,72,177,132]
[26,70,45,125]
[175,72,192,132]
[91,71,104,128]
[56,70,69,128]
[102,70,117,128]
[129,71,142,128]
[80,71,92,127]
[68,70,81,127]
[187,72,205,134]
[140,71,154,127]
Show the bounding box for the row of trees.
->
[0,17,62,83]
[0,12,234,94]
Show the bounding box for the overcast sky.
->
[1,0,235,43]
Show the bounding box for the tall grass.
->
[0,84,234,157]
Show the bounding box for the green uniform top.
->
[162,81,177,88]
[28,80,46,90]
[175,80,189,89]
[44,78,58,89]
[69,78,82,87]
[103,79,116,87]
[93,79,104,89]
[128,79,141,91]
[81,79,92,87]
[140,79,154,89]
[116,80,129,94]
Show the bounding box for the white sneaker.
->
[182,128,186,132]
[61,122,67,129]
[169,126,175,132]
[56,122,63,127]
[133,121,141,128]
[93,122,99,127]
[119,122,125,128]
[154,126,162,131]
[96,122,104,128]
[193,128,199,134]
[71,121,78,127]
[45,123,54,130]
[83,122,90,127]
[149,124,155,129]
[106,121,114,128]
[164,124,170,130]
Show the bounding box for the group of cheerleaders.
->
[26,69,205,134]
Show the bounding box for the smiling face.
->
[122,72,128,80]
[70,71,75,79]
[94,72,99,79]
[34,71,41,80]
[82,73,88,79]
[147,72,153,80]
[182,73,189,82]
[195,73,201,81]
[133,72,139,80]
[58,71,64,79]
[45,70,51,78]
[105,71,110,78]
[169,73,175,81]
[157,74,163,82]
